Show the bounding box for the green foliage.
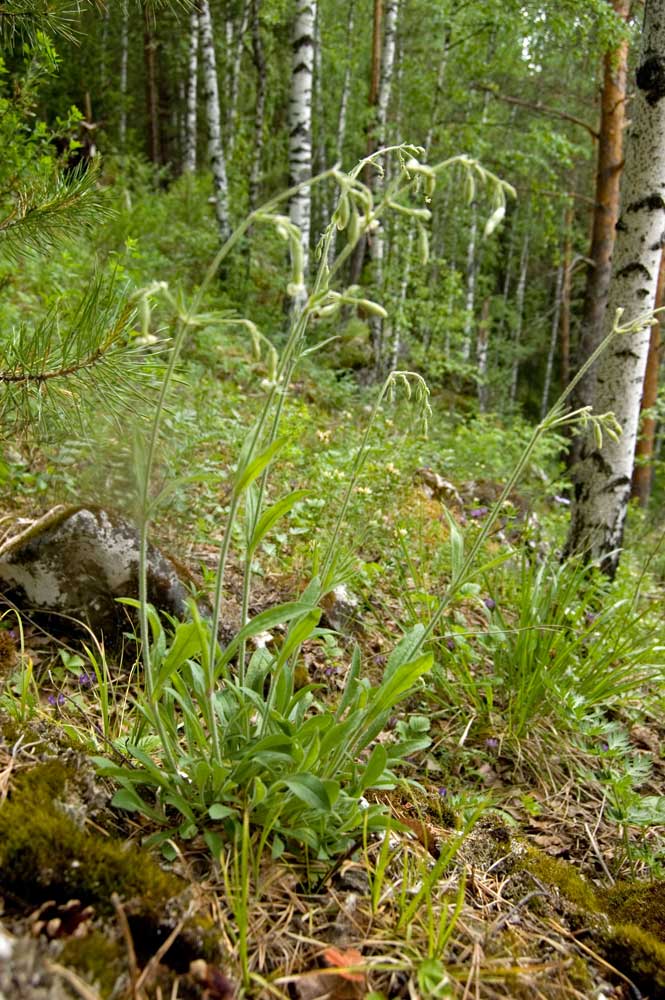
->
[472,556,654,738]
[95,612,433,859]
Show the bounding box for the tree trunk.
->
[119,0,129,150]
[288,0,316,296]
[560,203,574,390]
[631,249,665,504]
[227,1,249,159]
[249,0,266,213]
[461,201,478,362]
[565,0,665,575]
[335,0,356,165]
[348,0,382,287]
[509,230,529,404]
[184,4,199,173]
[541,259,565,418]
[199,0,231,243]
[143,4,161,165]
[477,295,492,413]
[568,0,630,462]
[369,0,399,369]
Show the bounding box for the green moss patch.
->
[523,848,600,914]
[0,760,184,917]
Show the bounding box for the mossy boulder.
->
[0,759,185,918]
[0,505,188,639]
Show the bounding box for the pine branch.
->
[0,1,89,44]
[0,274,164,437]
[0,163,108,260]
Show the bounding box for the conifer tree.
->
[0,1,166,447]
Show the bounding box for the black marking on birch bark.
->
[636,55,665,106]
[616,218,627,232]
[603,475,631,496]
[616,261,651,281]
[626,193,665,213]
[616,346,641,359]
[590,451,613,476]
[293,34,314,53]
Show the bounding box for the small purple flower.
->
[47,693,66,707]
[324,666,334,677]
[483,597,496,611]
[438,786,448,798]
[469,506,489,519]
[445,637,456,651]
[7,630,17,640]
[601,742,609,752]
[585,611,598,625]
[78,672,93,688]
[485,737,499,750]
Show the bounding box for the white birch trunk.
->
[100,5,110,91]
[335,0,356,165]
[541,261,564,419]
[370,0,399,368]
[461,201,478,361]
[119,0,129,150]
[509,230,529,403]
[227,1,249,158]
[566,0,665,574]
[289,0,316,290]
[184,5,199,173]
[249,0,266,212]
[391,24,446,368]
[199,0,231,243]
[477,296,491,413]
[326,0,356,267]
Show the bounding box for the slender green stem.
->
[418,309,646,650]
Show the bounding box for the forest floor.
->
[2,348,665,999]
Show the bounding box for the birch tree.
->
[227,1,249,159]
[183,3,199,173]
[565,0,665,575]
[369,0,399,367]
[249,0,266,212]
[288,0,316,291]
[119,0,129,149]
[199,0,231,243]
[568,0,631,464]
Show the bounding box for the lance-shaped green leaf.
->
[248,489,311,555]
[234,437,288,495]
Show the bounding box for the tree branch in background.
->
[473,84,600,140]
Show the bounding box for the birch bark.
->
[568,0,631,464]
[541,260,564,418]
[143,4,160,164]
[184,4,199,173]
[509,230,529,404]
[199,0,231,243]
[335,0,356,165]
[565,0,665,574]
[288,0,316,288]
[631,262,662,505]
[369,0,399,368]
[227,1,249,158]
[249,0,266,212]
[119,0,129,150]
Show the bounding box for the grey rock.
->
[0,506,188,638]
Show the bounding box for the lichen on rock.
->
[0,506,188,638]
